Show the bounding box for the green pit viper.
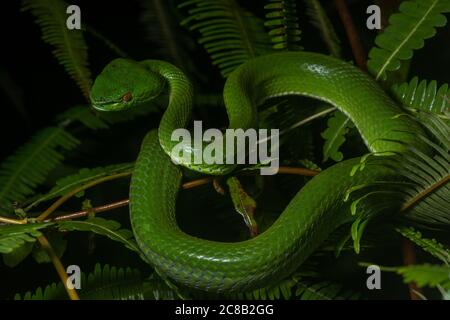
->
[90,52,426,293]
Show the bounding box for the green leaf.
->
[345,113,450,247]
[22,0,92,99]
[368,0,450,81]
[57,217,141,255]
[391,77,450,121]
[0,223,52,254]
[226,177,258,237]
[25,163,133,211]
[321,111,353,162]
[0,127,79,215]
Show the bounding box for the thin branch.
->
[334,0,367,70]
[0,166,320,225]
[36,172,132,222]
[37,235,80,300]
[0,216,26,225]
[277,107,337,142]
[50,199,130,222]
[278,166,320,176]
[181,177,214,189]
[400,174,449,212]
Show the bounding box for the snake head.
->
[90,58,164,111]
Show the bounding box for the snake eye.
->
[122,92,133,102]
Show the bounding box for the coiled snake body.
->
[91,52,424,292]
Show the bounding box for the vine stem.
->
[37,235,80,300]
[334,0,367,70]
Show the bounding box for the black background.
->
[0,0,449,300]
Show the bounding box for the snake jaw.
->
[91,100,125,112]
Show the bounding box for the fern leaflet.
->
[22,0,92,99]
[0,127,79,215]
[179,0,272,77]
[367,0,450,81]
[264,0,302,50]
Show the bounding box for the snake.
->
[90,52,426,293]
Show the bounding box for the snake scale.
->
[90,52,425,292]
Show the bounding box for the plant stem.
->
[36,172,131,222]
[334,0,367,70]
[400,174,449,212]
[279,107,336,137]
[0,216,26,225]
[0,166,320,225]
[51,199,130,222]
[37,235,80,300]
[278,166,319,176]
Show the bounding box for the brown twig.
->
[278,166,320,177]
[36,172,132,222]
[0,166,320,225]
[51,199,130,222]
[334,0,367,70]
[37,235,80,300]
[401,238,422,300]
[181,177,214,189]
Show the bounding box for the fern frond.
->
[57,217,141,256]
[386,264,450,290]
[346,113,449,250]
[140,0,187,68]
[15,264,147,300]
[367,0,450,81]
[179,0,272,77]
[392,77,450,121]
[295,280,360,300]
[304,0,341,57]
[223,273,359,300]
[397,226,450,264]
[22,0,92,99]
[83,25,129,58]
[25,163,133,211]
[0,127,79,215]
[57,105,110,130]
[227,276,297,300]
[264,0,302,51]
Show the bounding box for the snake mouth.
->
[91,100,127,112]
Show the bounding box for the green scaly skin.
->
[91,52,425,292]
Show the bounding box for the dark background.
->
[0,0,449,299]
